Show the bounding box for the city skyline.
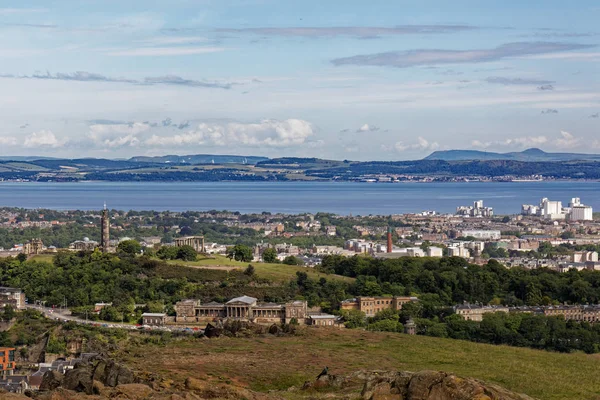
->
[0,0,599,160]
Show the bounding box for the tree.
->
[227,245,253,262]
[117,240,142,256]
[262,248,278,263]
[16,253,27,263]
[157,246,178,260]
[176,245,197,261]
[283,256,303,266]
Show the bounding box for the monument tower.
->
[101,202,110,252]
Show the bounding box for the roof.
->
[142,313,166,317]
[226,296,257,305]
[309,313,336,319]
[201,301,224,307]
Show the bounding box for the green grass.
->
[165,255,353,283]
[28,254,55,263]
[125,328,600,400]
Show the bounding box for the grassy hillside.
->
[123,328,600,400]
[166,255,354,283]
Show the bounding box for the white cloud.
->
[356,123,380,133]
[88,122,151,148]
[105,46,225,56]
[23,130,63,148]
[146,119,314,148]
[0,136,17,146]
[472,136,548,149]
[394,137,439,152]
[555,130,580,149]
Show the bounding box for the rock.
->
[40,370,64,391]
[108,383,154,399]
[92,358,135,387]
[185,377,206,391]
[205,323,222,338]
[63,366,95,394]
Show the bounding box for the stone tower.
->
[101,203,110,253]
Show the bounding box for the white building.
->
[568,198,593,221]
[461,230,501,240]
[572,251,599,263]
[456,200,493,218]
[447,246,471,258]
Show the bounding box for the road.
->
[25,304,194,333]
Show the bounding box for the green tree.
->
[262,248,278,263]
[157,246,178,260]
[283,256,303,266]
[227,245,253,262]
[117,240,142,256]
[176,245,197,261]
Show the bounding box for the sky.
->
[0,0,599,160]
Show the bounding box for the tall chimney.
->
[387,227,393,253]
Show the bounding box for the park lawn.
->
[124,327,600,400]
[165,255,354,283]
[28,254,55,263]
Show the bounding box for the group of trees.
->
[320,255,600,306]
[414,310,600,354]
[156,245,198,261]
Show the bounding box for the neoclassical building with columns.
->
[175,295,327,325]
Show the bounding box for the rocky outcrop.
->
[303,370,535,400]
[42,354,137,395]
[40,370,64,391]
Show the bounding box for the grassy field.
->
[166,255,354,283]
[124,328,600,400]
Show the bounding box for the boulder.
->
[108,383,154,399]
[40,370,64,391]
[63,366,95,394]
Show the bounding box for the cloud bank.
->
[332,42,596,68]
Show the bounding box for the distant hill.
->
[128,154,269,165]
[424,148,600,162]
[0,156,60,161]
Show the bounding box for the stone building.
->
[70,238,99,251]
[142,313,166,325]
[454,304,510,322]
[174,236,205,253]
[340,296,418,317]
[175,295,310,325]
[23,239,44,255]
[543,305,600,323]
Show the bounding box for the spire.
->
[104,201,107,210]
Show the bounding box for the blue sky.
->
[0,0,598,160]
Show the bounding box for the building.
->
[572,251,598,263]
[461,230,501,240]
[174,296,310,325]
[447,246,470,258]
[23,239,43,255]
[174,236,205,253]
[70,238,98,251]
[543,305,600,323]
[307,314,338,326]
[142,313,166,326]
[568,198,593,221]
[340,296,418,317]
[93,302,112,313]
[0,348,15,377]
[100,204,110,253]
[456,200,493,217]
[454,304,510,322]
[0,288,25,310]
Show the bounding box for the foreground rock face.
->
[41,354,136,395]
[304,370,535,400]
[33,367,535,400]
